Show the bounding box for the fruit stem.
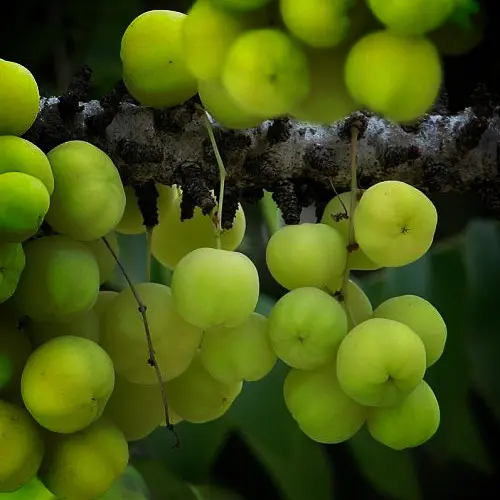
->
[198,104,226,250]
[340,124,361,326]
[146,227,153,283]
[101,235,180,448]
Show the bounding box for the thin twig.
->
[197,104,227,249]
[101,235,180,448]
[339,124,361,326]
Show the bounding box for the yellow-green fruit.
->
[0,400,44,492]
[373,295,447,367]
[336,318,427,407]
[152,194,246,270]
[183,0,248,81]
[165,354,242,423]
[222,29,310,117]
[83,232,119,284]
[100,283,203,384]
[28,309,100,347]
[0,59,40,136]
[353,181,438,267]
[280,0,351,48]
[40,418,129,500]
[199,79,265,129]
[321,191,380,271]
[103,374,171,442]
[46,140,126,241]
[115,184,174,235]
[171,248,259,329]
[344,30,442,123]
[291,46,358,125]
[14,235,100,322]
[367,380,440,450]
[266,223,347,291]
[0,476,55,499]
[367,0,455,36]
[92,291,118,321]
[200,312,277,384]
[340,279,373,330]
[0,244,25,303]
[21,336,115,433]
[268,287,348,370]
[284,361,366,443]
[211,0,273,11]
[121,10,197,108]
[0,305,32,395]
[0,136,54,194]
[0,172,50,243]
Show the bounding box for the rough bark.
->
[23,68,500,224]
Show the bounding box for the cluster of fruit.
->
[120,0,481,127]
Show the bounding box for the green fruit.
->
[83,231,119,284]
[373,294,447,367]
[284,361,366,443]
[367,380,440,450]
[40,418,129,500]
[0,136,54,194]
[344,30,442,123]
[0,476,55,499]
[46,141,126,241]
[339,279,373,330]
[211,0,273,11]
[121,10,197,108]
[0,59,40,136]
[0,244,25,303]
[0,172,50,243]
[336,317,427,406]
[222,29,310,117]
[21,336,115,433]
[0,400,44,492]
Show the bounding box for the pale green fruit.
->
[321,191,380,271]
[268,287,348,370]
[83,232,119,284]
[0,304,32,395]
[0,400,44,492]
[199,79,265,130]
[200,312,277,384]
[28,309,100,347]
[40,418,129,500]
[367,380,440,450]
[353,181,438,267]
[183,0,248,81]
[165,353,242,423]
[0,476,55,499]
[121,10,197,108]
[291,46,358,125]
[373,295,447,367]
[280,0,351,48]
[171,248,259,329]
[0,136,54,194]
[344,30,442,123]
[21,336,115,433]
[367,0,455,36]
[222,29,310,117]
[14,235,100,322]
[100,283,202,385]
[0,172,50,243]
[0,244,25,303]
[92,291,118,320]
[266,223,347,291]
[336,317,427,406]
[115,184,174,235]
[340,279,373,330]
[284,361,366,443]
[46,140,126,241]
[0,59,40,136]
[152,193,246,270]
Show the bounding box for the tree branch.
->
[24,77,500,224]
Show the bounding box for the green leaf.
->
[226,362,334,500]
[190,484,245,500]
[348,427,421,500]
[464,220,500,422]
[141,419,231,485]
